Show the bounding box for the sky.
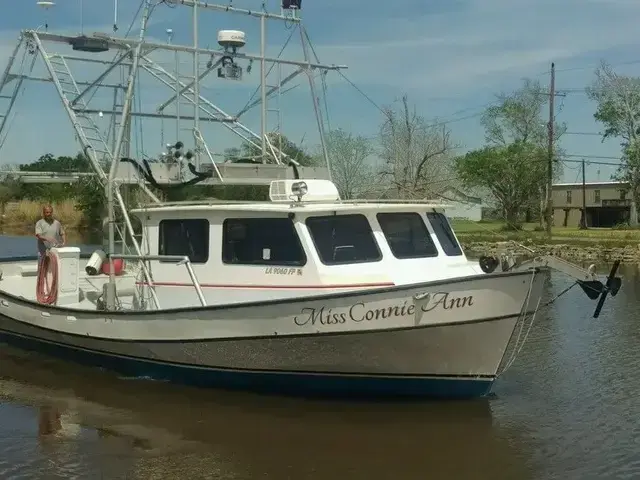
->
[0,0,639,183]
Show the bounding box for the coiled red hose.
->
[36,251,59,305]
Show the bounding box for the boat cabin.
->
[128,180,480,308]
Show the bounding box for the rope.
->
[498,268,538,376]
[36,251,59,305]
[498,277,582,377]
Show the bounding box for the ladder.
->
[47,54,114,166]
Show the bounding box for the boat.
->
[0,0,623,399]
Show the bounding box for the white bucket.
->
[85,249,107,275]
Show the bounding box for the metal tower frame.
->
[0,0,347,309]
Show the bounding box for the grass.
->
[451,219,640,248]
[1,200,83,235]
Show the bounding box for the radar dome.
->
[217,30,246,49]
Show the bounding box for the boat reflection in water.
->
[0,347,533,479]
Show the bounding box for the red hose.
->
[36,251,59,305]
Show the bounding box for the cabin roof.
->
[130,199,450,215]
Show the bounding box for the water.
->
[1,236,639,479]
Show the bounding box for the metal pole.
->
[174,0,300,22]
[175,40,180,142]
[193,1,200,168]
[33,31,347,71]
[260,14,267,162]
[106,0,152,310]
[300,26,331,179]
[156,58,222,112]
[277,63,282,163]
[545,62,555,238]
[581,158,587,229]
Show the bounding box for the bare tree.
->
[378,95,456,199]
[587,61,640,222]
[325,129,379,200]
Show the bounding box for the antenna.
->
[80,0,84,35]
[36,1,56,30]
[113,0,118,32]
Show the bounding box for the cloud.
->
[310,0,640,93]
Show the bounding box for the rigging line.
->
[336,70,387,117]
[321,71,331,133]
[301,27,332,133]
[0,46,31,150]
[84,0,146,107]
[239,23,299,113]
[338,70,490,128]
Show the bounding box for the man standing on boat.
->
[35,205,66,257]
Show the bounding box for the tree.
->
[237,132,317,166]
[481,79,565,225]
[586,61,640,219]
[455,143,547,225]
[379,94,456,199]
[323,128,379,199]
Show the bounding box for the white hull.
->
[0,267,546,398]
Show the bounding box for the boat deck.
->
[0,259,137,310]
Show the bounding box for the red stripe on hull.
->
[135,282,395,290]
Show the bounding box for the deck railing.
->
[109,254,207,307]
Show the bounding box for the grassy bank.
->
[1,200,83,236]
[450,219,640,248]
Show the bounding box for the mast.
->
[105,0,152,309]
[192,0,200,168]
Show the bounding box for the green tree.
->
[455,143,546,226]
[239,132,316,166]
[586,61,640,220]
[18,153,91,202]
[481,79,565,226]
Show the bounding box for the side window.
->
[306,214,381,265]
[222,217,306,266]
[158,219,210,264]
[377,212,438,259]
[426,212,463,257]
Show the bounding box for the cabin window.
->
[376,212,438,259]
[158,219,210,264]
[222,217,306,266]
[306,214,381,265]
[426,212,463,257]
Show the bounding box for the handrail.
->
[110,253,207,307]
[134,198,451,209]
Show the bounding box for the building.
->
[439,186,483,221]
[552,180,636,227]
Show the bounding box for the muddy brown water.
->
[0,236,639,479]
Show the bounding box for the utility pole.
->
[545,62,555,238]
[580,158,587,229]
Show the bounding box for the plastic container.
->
[100,258,125,276]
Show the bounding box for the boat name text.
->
[293,292,474,326]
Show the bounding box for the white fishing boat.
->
[0,0,622,399]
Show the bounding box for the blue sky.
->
[0,0,639,183]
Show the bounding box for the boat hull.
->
[0,315,507,398]
[0,268,546,399]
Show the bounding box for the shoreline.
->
[461,240,640,262]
